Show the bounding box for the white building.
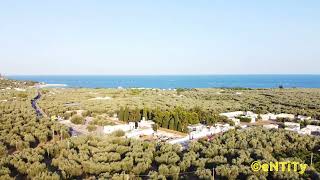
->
[220,111,244,119]
[103,122,135,134]
[299,125,320,136]
[299,128,311,135]
[263,124,279,129]
[168,136,189,144]
[187,123,233,140]
[103,119,158,138]
[219,123,233,132]
[187,124,205,132]
[276,114,295,120]
[138,119,155,128]
[297,115,312,121]
[284,122,300,132]
[189,127,219,139]
[209,126,223,134]
[244,111,257,117]
[126,128,154,138]
[220,111,257,124]
[305,125,320,131]
[260,113,277,121]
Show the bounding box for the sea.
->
[8,75,320,89]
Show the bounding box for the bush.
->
[91,117,115,126]
[228,120,235,126]
[63,112,71,120]
[82,110,91,117]
[17,93,28,99]
[276,117,291,123]
[70,115,85,124]
[152,124,159,132]
[87,124,97,132]
[237,116,251,123]
[111,130,125,137]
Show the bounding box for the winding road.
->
[31,91,47,118]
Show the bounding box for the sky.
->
[0,0,319,75]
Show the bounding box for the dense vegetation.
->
[1,128,319,179]
[0,79,36,89]
[1,80,320,179]
[37,88,320,120]
[118,107,231,132]
[0,89,69,154]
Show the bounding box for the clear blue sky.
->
[1,0,319,75]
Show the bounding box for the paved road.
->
[31,91,48,118]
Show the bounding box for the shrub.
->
[82,110,91,117]
[17,93,28,98]
[237,116,251,123]
[276,117,290,123]
[112,130,125,137]
[87,124,97,132]
[63,112,71,119]
[70,115,85,124]
[152,124,159,132]
[91,117,115,126]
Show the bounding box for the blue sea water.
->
[8,75,320,88]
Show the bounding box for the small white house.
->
[168,136,189,144]
[189,128,210,139]
[299,125,320,135]
[219,111,244,119]
[138,119,155,128]
[277,114,295,119]
[187,124,205,132]
[284,122,300,132]
[103,123,135,134]
[221,124,234,132]
[220,111,257,123]
[260,113,277,121]
[305,125,320,131]
[126,128,154,138]
[209,126,222,134]
[263,124,279,129]
[298,128,312,135]
[215,123,233,132]
[297,115,312,121]
[189,127,217,139]
[188,123,233,140]
[244,111,257,117]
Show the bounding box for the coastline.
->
[38,83,68,88]
[7,74,320,89]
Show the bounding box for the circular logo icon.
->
[251,161,262,172]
